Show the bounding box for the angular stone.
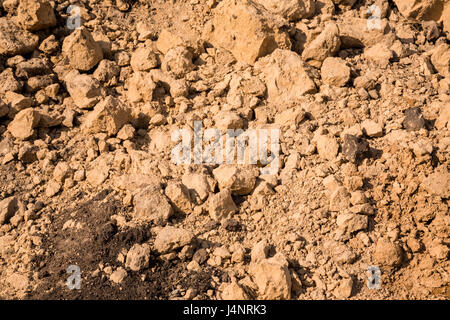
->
[83,97,132,136]
[316,135,339,161]
[255,49,316,104]
[182,173,213,203]
[65,71,102,109]
[126,71,156,103]
[302,22,341,67]
[336,212,368,233]
[342,134,369,163]
[431,43,450,78]
[0,197,18,225]
[373,238,403,268]
[7,108,40,140]
[131,46,160,72]
[154,226,194,253]
[209,189,238,220]
[255,0,315,21]
[364,43,393,68]
[329,186,351,212]
[17,0,56,31]
[361,119,383,137]
[205,0,289,64]
[213,165,259,195]
[0,18,39,56]
[161,46,194,79]
[165,181,193,213]
[133,184,173,225]
[321,57,350,87]
[125,243,150,271]
[62,28,103,71]
[402,107,425,132]
[422,166,450,198]
[0,69,22,95]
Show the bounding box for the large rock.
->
[0,197,18,225]
[83,97,132,136]
[209,189,238,220]
[0,68,22,95]
[393,0,445,22]
[17,0,56,31]
[255,49,316,104]
[133,184,173,225]
[161,46,195,79]
[213,165,259,195]
[130,46,160,72]
[205,0,290,64]
[153,226,194,253]
[431,43,450,78]
[165,181,193,213]
[7,108,40,140]
[338,18,392,48]
[373,238,403,268]
[126,71,156,103]
[62,28,104,71]
[255,0,315,21]
[321,57,350,87]
[125,243,150,271]
[302,22,341,67]
[65,71,102,109]
[249,254,292,299]
[0,18,39,56]
[421,166,450,198]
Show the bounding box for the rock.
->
[0,101,8,118]
[93,60,120,83]
[83,97,132,136]
[435,103,450,130]
[161,46,194,79]
[156,28,204,56]
[402,107,425,131]
[255,49,316,104]
[130,46,160,72]
[205,0,289,64]
[39,35,59,54]
[274,108,306,126]
[165,181,193,213]
[0,69,22,95]
[182,173,213,203]
[316,134,339,161]
[325,240,357,264]
[62,28,104,71]
[329,186,351,212]
[53,162,72,182]
[320,57,350,87]
[428,240,449,261]
[214,111,244,130]
[342,134,369,163]
[0,17,39,56]
[209,189,238,220]
[373,238,403,268]
[116,124,135,140]
[249,254,292,299]
[421,166,450,198]
[393,0,445,22]
[302,22,341,67]
[338,18,392,48]
[334,277,354,299]
[255,0,315,21]
[7,108,40,140]
[110,267,127,284]
[364,43,393,68]
[431,43,450,78]
[17,0,56,31]
[336,212,368,233]
[86,155,111,187]
[125,244,150,271]
[361,120,383,137]
[126,71,156,103]
[4,92,33,112]
[213,165,259,195]
[133,184,173,224]
[251,239,270,263]
[45,180,61,197]
[65,71,102,109]
[154,226,194,254]
[220,282,249,300]
[0,197,18,225]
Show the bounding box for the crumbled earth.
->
[0,0,449,300]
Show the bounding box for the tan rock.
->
[182,173,213,203]
[338,18,392,48]
[209,189,238,220]
[86,155,111,187]
[373,238,403,268]
[361,119,383,137]
[393,0,445,21]
[126,71,156,103]
[130,46,160,72]
[62,28,103,71]
[110,267,127,284]
[255,49,317,104]
[316,134,339,161]
[255,0,315,21]
[249,254,292,299]
[0,196,18,225]
[156,28,204,56]
[321,57,350,87]
[65,71,102,109]
[154,226,194,253]
[7,108,40,140]
[302,22,341,67]
[431,43,450,78]
[421,166,450,198]
[161,46,194,79]
[0,17,39,56]
[165,181,193,213]
[83,97,132,136]
[17,0,56,31]
[133,184,173,224]
[125,244,150,271]
[213,165,259,195]
[220,282,249,300]
[205,0,289,64]
[364,43,393,68]
[336,212,368,233]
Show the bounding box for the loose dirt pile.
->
[0,0,448,300]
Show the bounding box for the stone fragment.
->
[361,120,383,138]
[213,165,259,195]
[255,0,315,21]
[17,0,56,31]
[0,18,39,56]
[421,166,450,198]
[7,108,40,140]
[165,181,193,213]
[62,28,103,71]
[316,135,339,161]
[342,134,369,163]
[220,282,249,300]
[431,43,450,78]
[373,238,403,268]
[133,184,173,225]
[154,226,194,253]
[0,197,18,225]
[402,107,425,131]
[126,71,156,103]
[336,212,368,233]
[131,46,160,72]
[65,71,102,109]
[209,189,238,220]
[302,23,341,67]
[321,57,350,87]
[125,244,150,271]
[161,46,194,79]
